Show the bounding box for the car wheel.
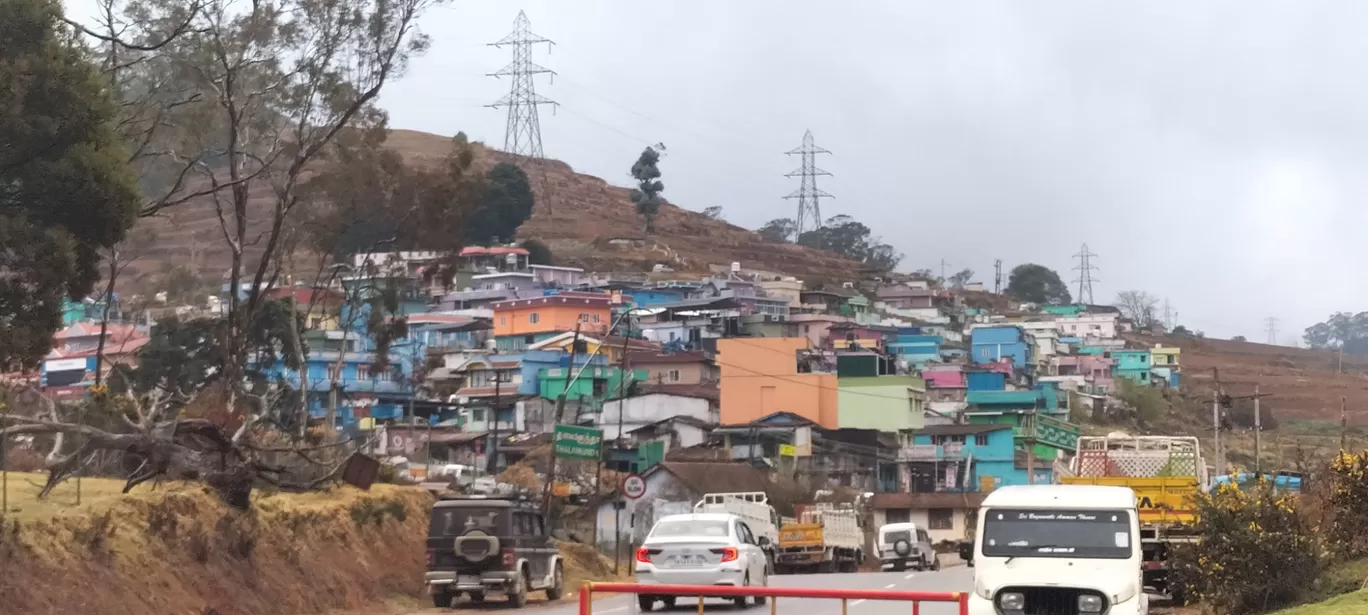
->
[508,569,528,608]
[734,574,750,608]
[469,591,486,603]
[930,555,941,571]
[639,595,655,612]
[433,591,454,609]
[546,562,565,601]
[662,596,676,609]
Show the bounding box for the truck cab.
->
[969,485,1147,615]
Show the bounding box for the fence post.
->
[578,583,592,615]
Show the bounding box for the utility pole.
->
[784,130,833,238]
[994,259,1003,294]
[1342,396,1349,452]
[939,259,950,283]
[488,10,558,213]
[1163,299,1173,330]
[542,322,583,518]
[1264,317,1280,345]
[1071,244,1100,305]
[1212,390,1222,476]
[1254,386,1261,474]
[613,318,634,446]
[486,373,503,474]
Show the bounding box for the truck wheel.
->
[546,562,565,601]
[638,596,655,612]
[469,591,486,603]
[432,591,454,609]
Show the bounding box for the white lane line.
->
[850,599,867,606]
[598,608,628,614]
[883,583,897,589]
[903,573,916,580]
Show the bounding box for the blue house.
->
[1112,349,1153,383]
[889,330,942,367]
[966,371,1007,392]
[970,325,1033,368]
[625,288,688,308]
[906,424,1052,490]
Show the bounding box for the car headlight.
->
[1078,594,1104,612]
[997,592,1024,611]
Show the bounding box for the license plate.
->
[458,575,481,585]
[666,554,707,567]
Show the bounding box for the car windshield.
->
[981,508,1133,559]
[882,530,912,544]
[650,519,730,539]
[429,508,502,537]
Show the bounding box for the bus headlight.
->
[1078,594,1103,612]
[997,592,1024,611]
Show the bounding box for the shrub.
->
[1171,479,1321,614]
[1327,451,1368,559]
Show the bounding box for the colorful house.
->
[1111,349,1153,384]
[717,338,839,428]
[902,424,1052,492]
[970,325,1033,368]
[1150,344,1181,387]
[492,293,615,351]
[837,373,926,432]
[888,329,942,366]
[527,331,658,365]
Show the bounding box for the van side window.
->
[918,529,929,542]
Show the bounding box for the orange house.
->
[492,294,613,339]
[718,338,839,428]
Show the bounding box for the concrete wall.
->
[718,338,839,427]
[597,394,714,440]
[837,376,926,431]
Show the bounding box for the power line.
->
[487,10,559,213]
[784,130,833,238]
[1265,317,1280,345]
[1071,244,1100,305]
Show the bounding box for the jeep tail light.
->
[427,549,436,566]
[635,547,652,564]
[719,547,738,563]
[501,547,516,568]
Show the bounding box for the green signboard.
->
[552,424,603,460]
[1018,413,1080,451]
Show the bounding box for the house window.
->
[524,335,535,344]
[356,364,370,380]
[529,312,540,324]
[667,369,681,383]
[928,508,954,530]
[592,379,607,396]
[885,509,911,524]
[974,435,989,446]
[573,340,589,354]
[593,314,601,323]
[579,313,589,322]
[327,364,341,381]
[499,317,506,326]
[931,435,967,445]
[378,368,394,381]
[473,408,485,422]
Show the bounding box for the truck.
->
[1060,433,1209,601]
[693,492,780,566]
[773,503,864,574]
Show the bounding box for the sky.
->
[65,1,1368,342]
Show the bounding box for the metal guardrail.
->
[577,582,967,615]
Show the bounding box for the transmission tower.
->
[784,130,833,237]
[487,11,557,161]
[994,259,1003,294]
[1265,317,1280,344]
[1072,244,1100,305]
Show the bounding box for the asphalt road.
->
[525,567,974,615]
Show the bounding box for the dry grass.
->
[0,472,146,522]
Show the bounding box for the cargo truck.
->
[1061,433,1209,601]
[693,492,780,568]
[774,503,863,574]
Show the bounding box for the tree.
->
[629,146,665,233]
[1006,264,1072,305]
[1115,291,1161,329]
[0,0,140,369]
[520,239,554,265]
[1232,335,1248,342]
[466,162,534,245]
[948,269,974,289]
[1303,311,1368,356]
[702,206,724,221]
[797,215,903,274]
[758,218,796,243]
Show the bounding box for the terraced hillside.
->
[125,129,863,292]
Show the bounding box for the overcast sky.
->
[67,1,1368,341]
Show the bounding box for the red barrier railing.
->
[578,582,967,615]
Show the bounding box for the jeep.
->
[425,495,564,609]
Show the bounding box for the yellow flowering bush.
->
[1326,450,1368,558]
[1170,478,1321,614]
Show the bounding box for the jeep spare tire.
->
[893,539,912,557]
[453,529,501,564]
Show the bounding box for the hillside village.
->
[15,243,1213,548]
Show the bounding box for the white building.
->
[598,393,716,440]
[1055,314,1120,340]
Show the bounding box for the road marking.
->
[850,599,866,606]
[598,608,627,614]
[884,583,896,589]
[904,573,916,580]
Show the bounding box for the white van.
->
[969,485,1147,615]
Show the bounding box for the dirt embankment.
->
[0,483,433,615]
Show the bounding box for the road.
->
[432,566,975,615]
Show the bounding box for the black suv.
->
[425,495,565,608]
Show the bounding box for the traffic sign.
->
[621,473,646,500]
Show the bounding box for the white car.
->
[634,512,771,612]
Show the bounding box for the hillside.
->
[125,129,864,291]
[1131,333,1368,426]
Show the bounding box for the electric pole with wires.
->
[784,130,833,238]
[1072,244,1100,305]
[488,10,559,213]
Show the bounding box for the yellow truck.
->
[774,504,863,574]
[1061,434,1208,601]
